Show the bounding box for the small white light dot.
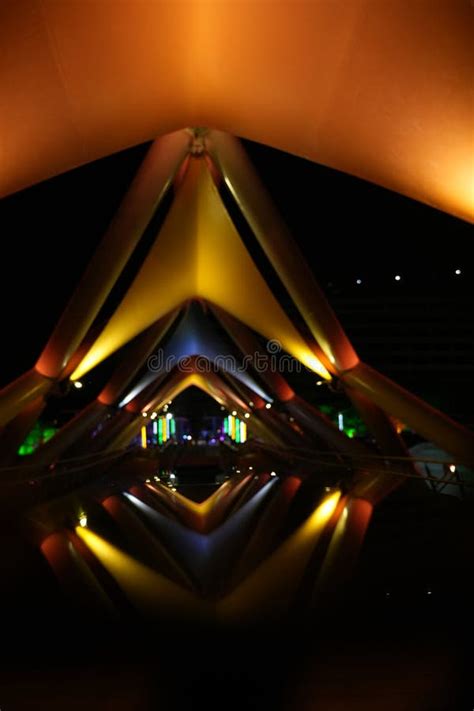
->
[356,279,362,285]
[385,592,390,597]
[395,275,401,282]
[142,412,148,418]
[455,269,461,275]
[249,466,253,470]
[244,412,250,419]
[73,381,83,389]
[427,590,432,596]
[316,380,323,386]
[248,402,254,407]
[449,464,456,473]
[265,403,272,409]
[79,515,87,528]
[231,410,237,416]
[270,471,277,477]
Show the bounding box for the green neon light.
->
[235,418,240,444]
[18,421,58,456]
[170,417,176,436]
[158,418,163,445]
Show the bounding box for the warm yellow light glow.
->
[75,526,208,618]
[71,160,330,381]
[79,514,87,528]
[144,475,249,533]
[218,490,340,621]
[141,426,147,449]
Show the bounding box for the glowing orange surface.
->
[0,1,472,221]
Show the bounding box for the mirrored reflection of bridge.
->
[1,2,473,702]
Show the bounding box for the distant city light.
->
[265,403,272,409]
[356,279,362,285]
[394,275,401,281]
[79,514,87,528]
[150,412,157,420]
[449,464,456,473]
[270,471,277,477]
[73,381,83,389]
[142,412,148,417]
[232,410,237,416]
[455,269,461,275]
[316,380,324,386]
[244,413,250,419]
[166,412,173,420]
[248,401,254,407]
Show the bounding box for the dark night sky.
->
[0,136,471,418]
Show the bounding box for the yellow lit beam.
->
[76,526,210,620]
[218,490,341,622]
[71,158,330,381]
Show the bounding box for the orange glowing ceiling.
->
[0,0,472,220]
